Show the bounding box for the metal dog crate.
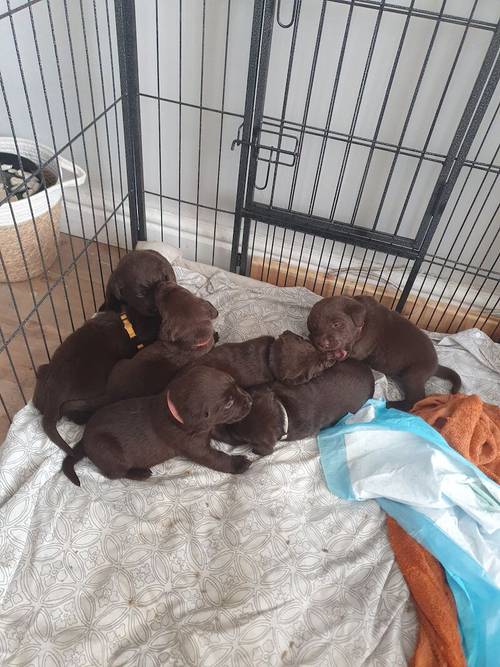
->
[0,0,499,432]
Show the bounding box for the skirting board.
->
[65,196,499,339]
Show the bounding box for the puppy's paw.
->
[126,467,153,480]
[323,351,338,366]
[230,455,251,474]
[252,445,274,457]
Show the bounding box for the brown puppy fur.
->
[101,249,176,316]
[307,295,461,410]
[198,336,275,387]
[268,330,337,384]
[34,250,173,453]
[214,357,374,455]
[200,330,336,388]
[154,282,218,351]
[74,335,274,415]
[62,366,253,486]
[80,330,334,410]
[32,308,160,455]
[78,282,220,408]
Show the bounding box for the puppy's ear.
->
[203,300,218,320]
[168,386,212,429]
[280,330,305,342]
[345,299,366,327]
[103,275,122,312]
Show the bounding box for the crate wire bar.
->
[0,0,499,434]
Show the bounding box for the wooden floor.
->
[0,234,123,440]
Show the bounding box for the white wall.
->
[1,0,498,312]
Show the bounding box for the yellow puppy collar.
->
[120,311,144,350]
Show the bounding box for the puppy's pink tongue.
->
[334,349,348,360]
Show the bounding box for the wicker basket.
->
[0,137,86,283]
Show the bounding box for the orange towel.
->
[387,393,500,667]
[412,394,500,484]
[386,518,465,667]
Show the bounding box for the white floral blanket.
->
[1,245,498,666]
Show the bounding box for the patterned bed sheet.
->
[1,243,498,666]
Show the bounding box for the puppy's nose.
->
[317,336,332,351]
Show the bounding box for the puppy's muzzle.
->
[313,335,334,351]
[313,335,349,360]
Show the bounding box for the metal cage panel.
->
[135,0,254,267]
[0,0,499,434]
[231,0,500,337]
[0,0,134,430]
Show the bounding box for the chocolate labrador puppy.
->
[214,357,374,455]
[307,295,461,410]
[34,249,175,454]
[200,335,275,387]
[268,330,337,384]
[101,248,176,315]
[80,330,336,410]
[77,282,220,408]
[200,330,336,387]
[62,366,253,486]
[33,307,160,456]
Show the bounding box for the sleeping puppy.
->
[201,330,336,387]
[62,366,253,486]
[34,250,174,454]
[89,329,336,409]
[86,282,220,406]
[100,248,176,315]
[307,294,461,410]
[268,330,337,384]
[32,307,160,456]
[214,357,374,456]
[77,334,274,414]
[199,335,276,387]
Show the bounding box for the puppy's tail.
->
[62,441,85,487]
[435,365,462,394]
[42,408,74,457]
